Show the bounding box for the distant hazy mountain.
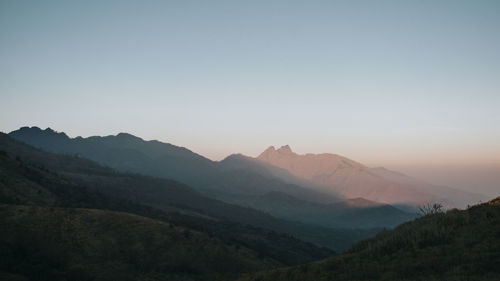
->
[217,153,339,203]
[218,154,416,228]
[257,145,486,208]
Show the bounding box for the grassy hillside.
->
[239,197,500,281]
[0,204,278,281]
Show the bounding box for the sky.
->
[1,0,500,170]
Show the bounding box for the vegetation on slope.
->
[239,197,500,281]
[0,204,278,281]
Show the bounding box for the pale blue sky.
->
[1,0,499,165]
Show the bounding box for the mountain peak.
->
[10,126,69,139]
[264,146,276,152]
[258,145,295,160]
[277,145,293,154]
[115,132,141,141]
[257,146,275,159]
[20,126,41,132]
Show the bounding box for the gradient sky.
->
[1,0,500,166]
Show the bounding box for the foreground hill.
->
[257,145,485,208]
[0,204,279,281]
[239,197,500,281]
[8,126,418,230]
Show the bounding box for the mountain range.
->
[9,126,436,229]
[0,133,339,280]
[0,132,374,252]
[1,126,497,281]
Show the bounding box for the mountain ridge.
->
[0,133,346,266]
[256,145,486,208]
[7,127,440,229]
[0,131,380,252]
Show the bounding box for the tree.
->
[418,202,444,216]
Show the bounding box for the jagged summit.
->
[12,127,144,143]
[258,145,295,160]
[265,145,276,152]
[277,145,293,154]
[255,145,459,206]
[11,126,69,139]
[258,146,275,159]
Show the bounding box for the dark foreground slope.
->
[0,204,278,281]
[239,197,500,281]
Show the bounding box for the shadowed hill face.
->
[0,204,279,281]
[257,145,486,207]
[239,196,500,281]
[220,190,416,229]
[9,126,219,186]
